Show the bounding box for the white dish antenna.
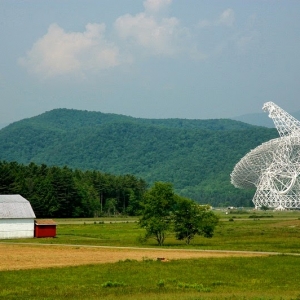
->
[231,102,300,210]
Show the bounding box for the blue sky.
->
[1,0,300,124]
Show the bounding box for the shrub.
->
[101,281,126,288]
[157,280,165,288]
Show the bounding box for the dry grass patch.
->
[0,243,267,271]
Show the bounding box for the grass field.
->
[4,210,300,253]
[1,255,300,299]
[1,210,300,299]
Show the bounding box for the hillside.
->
[0,109,278,207]
[232,110,300,128]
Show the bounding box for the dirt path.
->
[0,243,274,271]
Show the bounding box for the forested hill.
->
[9,108,254,130]
[0,109,278,207]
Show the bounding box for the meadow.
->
[1,209,300,299]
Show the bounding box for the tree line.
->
[0,161,220,243]
[0,161,147,218]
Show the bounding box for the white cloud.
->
[20,0,208,78]
[188,47,208,61]
[217,9,235,27]
[198,8,235,28]
[143,0,172,13]
[115,13,183,56]
[234,14,259,54]
[236,35,254,52]
[114,0,206,59]
[19,23,120,78]
[235,31,259,55]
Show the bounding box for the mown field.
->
[1,210,300,299]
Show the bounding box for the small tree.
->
[139,182,176,246]
[174,197,219,244]
[105,198,117,216]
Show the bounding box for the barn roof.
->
[35,219,56,225]
[0,195,36,219]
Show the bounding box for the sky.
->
[1,0,300,125]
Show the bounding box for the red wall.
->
[34,225,56,238]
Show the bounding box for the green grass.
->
[1,211,300,299]
[3,211,300,253]
[56,217,300,253]
[1,256,300,299]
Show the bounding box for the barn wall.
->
[0,219,34,239]
[35,225,56,238]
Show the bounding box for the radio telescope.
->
[230,102,300,210]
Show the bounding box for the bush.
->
[101,281,126,288]
[157,280,165,288]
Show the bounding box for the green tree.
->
[174,197,219,244]
[105,198,117,216]
[139,182,176,246]
[0,161,18,194]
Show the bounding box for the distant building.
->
[34,219,57,238]
[0,195,36,239]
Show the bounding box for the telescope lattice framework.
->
[230,102,300,210]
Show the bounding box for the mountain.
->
[0,108,279,207]
[0,122,9,129]
[232,113,274,128]
[232,110,300,128]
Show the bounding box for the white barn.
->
[0,195,36,239]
